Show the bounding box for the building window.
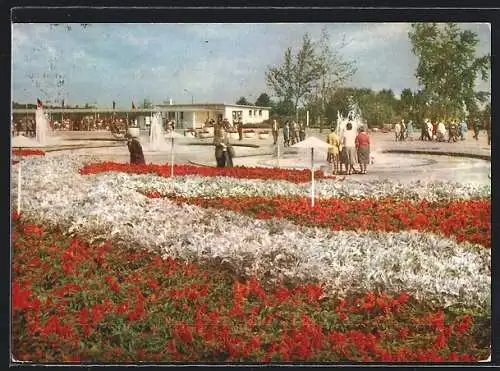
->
[259,110,262,116]
[249,110,252,117]
[180,112,184,120]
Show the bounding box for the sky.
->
[11,23,491,108]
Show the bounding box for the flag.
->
[37,98,43,108]
[132,101,136,110]
[113,101,116,110]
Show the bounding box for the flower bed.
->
[10,155,491,362]
[144,195,490,248]
[12,149,46,157]
[79,161,334,183]
[11,214,490,363]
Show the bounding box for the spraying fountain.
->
[149,112,166,151]
[336,97,365,139]
[35,107,51,145]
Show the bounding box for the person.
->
[299,121,306,141]
[342,122,358,175]
[126,131,146,165]
[459,120,468,140]
[420,120,428,141]
[427,120,433,141]
[431,121,438,141]
[394,121,401,142]
[291,121,300,144]
[400,120,406,141]
[473,119,480,140]
[355,126,370,174]
[213,120,226,167]
[283,121,290,147]
[326,126,341,174]
[437,121,446,142]
[406,120,414,141]
[237,119,243,141]
[272,119,279,145]
[448,120,459,143]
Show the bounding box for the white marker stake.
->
[276,141,280,168]
[170,137,174,191]
[311,148,314,208]
[17,160,21,214]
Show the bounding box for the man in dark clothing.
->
[473,120,481,140]
[126,133,146,165]
[299,121,306,141]
[237,119,243,141]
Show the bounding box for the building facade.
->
[154,103,271,129]
[11,103,271,130]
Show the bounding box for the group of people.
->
[326,123,371,175]
[417,118,490,144]
[394,120,415,141]
[418,119,464,142]
[282,120,307,147]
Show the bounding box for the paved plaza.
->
[21,128,490,186]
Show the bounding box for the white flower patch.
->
[127,174,490,201]
[11,155,491,311]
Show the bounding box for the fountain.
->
[336,96,365,139]
[149,112,166,151]
[35,107,51,145]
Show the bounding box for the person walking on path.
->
[272,119,279,145]
[326,126,341,175]
[237,119,243,141]
[355,126,370,174]
[299,121,306,141]
[406,120,414,141]
[394,121,401,142]
[459,120,468,141]
[283,121,290,147]
[291,121,300,144]
[473,119,481,140]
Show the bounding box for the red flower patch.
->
[149,195,491,248]
[79,161,334,183]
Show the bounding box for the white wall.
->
[224,107,269,124]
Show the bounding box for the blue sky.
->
[11,23,491,108]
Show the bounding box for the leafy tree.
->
[409,23,490,121]
[272,99,295,118]
[236,97,251,106]
[309,28,357,132]
[254,93,272,107]
[266,34,324,119]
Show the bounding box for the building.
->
[153,103,271,129]
[11,103,272,130]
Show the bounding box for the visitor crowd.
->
[327,123,371,175]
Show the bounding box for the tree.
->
[310,28,357,132]
[254,93,272,107]
[409,23,490,121]
[265,34,324,119]
[236,97,251,106]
